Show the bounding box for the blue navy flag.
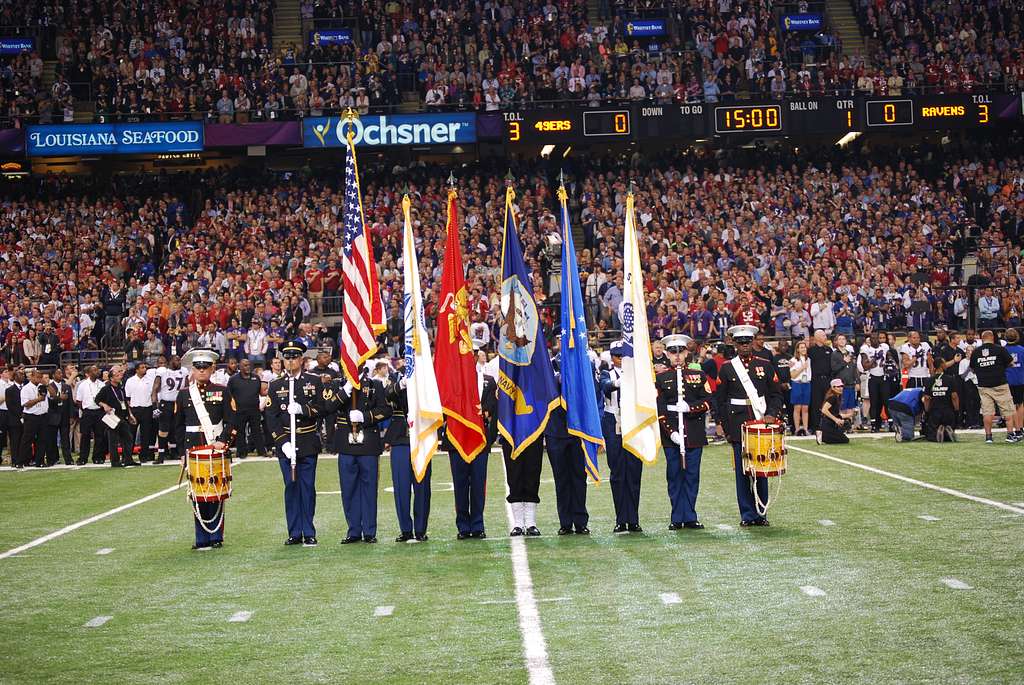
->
[497,185,559,459]
[557,184,603,481]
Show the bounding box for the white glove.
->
[349,409,364,423]
[612,379,621,388]
[677,400,690,413]
[281,442,296,460]
[398,377,407,389]
[152,409,162,418]
[287,401,303,415]
[670,431,682,446]
[342,381,354,395]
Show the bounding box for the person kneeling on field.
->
[888,386,925,442]
[817,379,849,444]
[923,348,962,443]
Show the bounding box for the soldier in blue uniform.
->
[384,374,431,542]
[715,325,784,527]
[446,368,497,540]
[656,334,714,530]
[174,348,238,550]
[545,364,591,535]
[600,341,643,532]
[265,340,329,547]
[334,368,392,544]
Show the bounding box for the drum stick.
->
[288,376,297,482]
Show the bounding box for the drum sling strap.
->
[731,357,766,420]
[187,382,226,534]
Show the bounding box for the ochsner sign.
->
[303,113,476,148]
[27,122,204,156]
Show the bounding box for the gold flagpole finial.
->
[343,107,359,142]
[557,169,568,203]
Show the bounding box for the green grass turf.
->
[0,435,1022,684]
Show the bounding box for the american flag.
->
[340,130,384,388]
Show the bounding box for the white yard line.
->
[659,592,682,605]
[83,616,112,628]
[941,578,973,590]
[500,455,555,685]
[817,519,836,527]
[0,482,186,560]
[788,445,1024,516]
[228,611,253,622]
[374,605,394,617]
[917,515,941,522]
[800,586,827,597]
[95,548,114,555]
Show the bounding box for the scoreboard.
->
[502,94,1020,145]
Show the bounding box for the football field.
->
[1,434,1023,684]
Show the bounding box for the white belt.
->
[186,422,223,434]
[730,397,761,406]
[666,404,686,412]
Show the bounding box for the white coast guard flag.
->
[619,192,661,464]
[402,195,443,482]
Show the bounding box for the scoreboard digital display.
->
[714,105,782,133]
[502,94,1020,145]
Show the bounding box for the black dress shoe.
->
[154,458,164,465]
[75,460,87,466]
[557,527,573,536]
[471,531,487,539]
[683,521,705,530]
[210,541,223,549]
[363,536,378,543]
[740,520,755,527]
[754,519,770,527]
[525,526,541,536]
[284,536,302,545]
[457,532,471,540]
[302,537,318,547]
[340,536,361,544]
[613,524,628,533]
[627,524,643,533]
[191,544,210,551]
[668,522,683,530]
[123,460,141,468]
[395,532,414,543]
[575,527,590,535]
[509,527,525,537]
[414,533,429,541]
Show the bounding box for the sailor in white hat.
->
[716,325,783,526]
[656,334,714,530]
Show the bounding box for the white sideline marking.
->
[228,611,252,623]
[917,515,941,522]
[1013,502,1024,508]
[788,445,1024,516]
[0,482,186,560]
[660,592,682,605]
[818,519,835,527]
[316,491,342,495]
[95,548,114,555]
[800,586,826,597]
[478,597,570,605]
[715,524,734,531]
[84,616,112,628]
[374,605,394,617]
[941,578,973,590]
[500,456,555,685]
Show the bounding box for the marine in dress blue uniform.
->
[333,371,392,543]
[714,325,784,526]
[545,372,590,535]
[446,368,497,539]
[174,348,238,550]
[265,340,329,547]
[656,334,714,530]
[599,341,643,532]
[384,375,431,542]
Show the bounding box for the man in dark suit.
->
[44,368,74,465]
[5,369,24,468]
[96,366,140,468]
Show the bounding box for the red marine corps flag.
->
[434,183,487,463]
[339,111,385,387]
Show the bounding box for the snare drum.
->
[741,421,787,478]
[186,445,232,502]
